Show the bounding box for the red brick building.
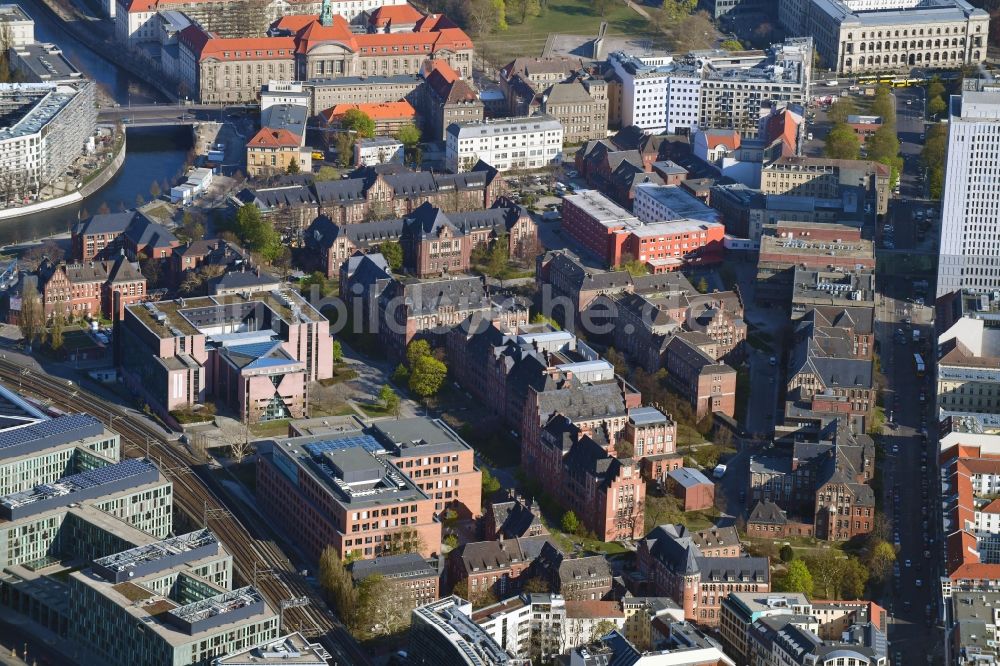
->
[36,256,147,321]
[663,333,737,419]
[561,189,637,266]
[71,210,180,263]
[665,467,715,511]
[449,536,552,599]
[620,220,725,274]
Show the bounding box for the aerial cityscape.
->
[0,0,994,663]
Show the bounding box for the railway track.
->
[0,358,370,666]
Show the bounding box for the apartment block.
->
[409,596,526,665]
[446,115,564,173]
[609,39,811,137]
[118,289,333,423]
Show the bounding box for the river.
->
[1,0,195,246]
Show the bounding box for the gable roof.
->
[248,127,301,148]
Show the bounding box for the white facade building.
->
[609,39,811,138]
[0,4,34,46]
[446,115,563,173]
[937,82,1000,298]
[260,80,311,111]
[0,81,97,201]
[354,136,404,166]
[779,0,988,74]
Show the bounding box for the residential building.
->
[246,128,307,178]
[499,56,587,116]
[243,160,507,235]
[609,39,811,137]
[530,542,614,601]
[637,524,769,627]
[760,156,890,216]
[213,633,331,665]
[350,553,439,610]
[354,136,404,167]
[633,184,722,225]
[719,592,813,664]
[949,591,1000,665]
[664,334,737,419]
[566,625,735,665]
[937,317,1000,415]
[377,275,528,356]
[474,593,568,662]
[71,210,180,263]
[0,4,34,46]
[35,255,147,321]
[446,115,563,173]
[448,537,553,600]
[666,467,715,511]
[321,100,417,135]
[0,81,96,201]
[540,77,609,145]
[778,0,988,75]
[409,596,527,665]
[118,289,333,422]
[484,492,547,541]
[746,613,887,665]
[419,60,483,141]
[937,81,1000,298]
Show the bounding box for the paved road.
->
[877,285,942,665]
[745,348,779,438]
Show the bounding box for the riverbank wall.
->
[36,0,178,102]
[0,132,127,222]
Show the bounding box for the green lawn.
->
[249,419,291,438]
[475,0,651,64]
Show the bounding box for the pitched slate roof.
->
[748,499,788,526]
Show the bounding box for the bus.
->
[914,353,925,377]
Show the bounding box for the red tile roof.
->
[247,128,301,148]
[370,4,424,27]
[421,58,459,84]
[564,600,623,619]
[180,24,296,63]
[322,100,416,123]
[278,14,471,56]
[982,498,1000,514]
[702,129,741,151]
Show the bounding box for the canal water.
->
[2,0,195,246]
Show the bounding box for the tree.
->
[780,559,814,596]
[20,240,65,271]
[530,313,560,330]
[522,576,550,593]
[341,109,376,139]
[319,546,357,619]
[806,552,845,599]
[561,510,580,534]
[825,123,861,160]
[696,277,709,293]
[136,193,146,207]
[720,39,743,51]
[615,438,634,459]
[871,86,895,128]
[591,619,619,642]
[508,0,540,23]
[150,180,161,199]
[315,166,339,181]
[922,124,948,199]
[392,363,409,384]
[453,579,497,608]
[604,347,628,376]
[866,539,897,581]
[444,533,459,549]
[379,241,403,271]
[779,545,795,562]
[839,557,869,599]
[334,132,355,167]
[236,204,282,263]
[48,303,65,352]
[287,157,300,174]
[18,282,43,349]
[619,258,648,276]
[355,574,409,637]
[409,354,447,398]
[379,384,400,416]
[180,211,205,241]
[332,340,343,363]
[406,339,432,368]
[396,123,421,149]
[827,97,857,125]
[481,468,501,496]
[928,95,947,117]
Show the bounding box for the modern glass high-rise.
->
[937,81,1000,299]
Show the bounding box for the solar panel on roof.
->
[227,341,280,359]
[0,413,99,451]
[303,435,385,457]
